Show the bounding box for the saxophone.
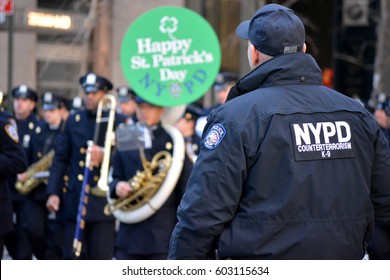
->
[15,149,55,195]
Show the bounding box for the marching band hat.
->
[214,71,238,92]
[236,3,305,56]
[377,93,390,116]
[181,104,204,122]
[79,73,113,93]
[11,84,38,102]
[134,96,162,107]
[41,91,65,110]
[71,96,83,111]
[117,86,136,102]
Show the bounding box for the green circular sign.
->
[120,6,221,107]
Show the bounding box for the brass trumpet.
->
[90,94,117,197]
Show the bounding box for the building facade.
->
[2,0,375,110]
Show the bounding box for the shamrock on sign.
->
[159,16,178,35]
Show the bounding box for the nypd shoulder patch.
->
[204,124,226,150]
[5,124,19,143]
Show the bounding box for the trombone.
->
[73,94,117,257]
[90,94,117,197]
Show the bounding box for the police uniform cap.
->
[79,73,113,93]
[72,96,83,110]
[377,93,390,116]
[214,72,238,92]
[41,91,66,111]
[117,86,136,103]
[12,84,38,102]
[182,104,204,122]
[134,96,162,107]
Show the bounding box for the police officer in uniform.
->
[369,94,390,259]
[0,110,28,259]
[116,86,137,122]
[4,85,39,259]
[175,104,203,162]
[46,73,126,259]
[195,72,238,137]
[168,4,390,259]
[18,92,65,259]
[109,97,193,260]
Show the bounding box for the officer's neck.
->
[15,111,33,121]
[48,119,61,130]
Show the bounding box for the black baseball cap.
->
[236,4,305,56]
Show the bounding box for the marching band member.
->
[174,104,203,162]
[20,92,66,259]
[116,86,137,122]
[0,102,28,259]
[5,85,39,259]
[46,73,126,259]
[109,96,193,260]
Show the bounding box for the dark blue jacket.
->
[8,113,39,201]
[110,123,193,254]
[168,53,390,260]
[27,120,64,201]
[47,109,126,222]
[0,113,28,234]
[184,133,201,162]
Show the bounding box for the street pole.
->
[6,13,13,113]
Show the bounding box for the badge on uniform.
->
[204,123,226,150]
[5,124,19,143]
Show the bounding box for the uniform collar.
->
[229,53,323,101]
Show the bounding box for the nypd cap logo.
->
[204,124,226,150]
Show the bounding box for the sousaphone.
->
[104,105,186,224]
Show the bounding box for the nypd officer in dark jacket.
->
[46,73,126,259]
[20,92,66,259]
[0,105,28,259]
[175,104,203,162]
[168,4,390,260]
[369,94,390,259]
[109,97,192,260]
[116,86,137,122]
[5,85,39,259]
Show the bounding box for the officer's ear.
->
[302,43,307,53]
[247,41,261,69]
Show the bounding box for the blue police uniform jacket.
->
[47,109,126,222]
[0,113,28,234]
[8,113,39,201]
[184,133,201,156]
[168,53,390,260]
[27,120,64,201]
[109,123,193,255]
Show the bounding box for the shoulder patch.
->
[5,124,19,143]
[204,124,226,150]
[7,118,17,129]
